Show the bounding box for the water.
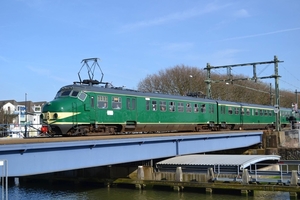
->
[1,183,292,200]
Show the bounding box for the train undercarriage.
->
[40,121,284,137]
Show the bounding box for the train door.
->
[125,97,137,129]
[240,105,244,128]
[72,102,78,127]
[85,95,96,123]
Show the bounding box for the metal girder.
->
[0,131,262,177]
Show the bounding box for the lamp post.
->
[25,93,27,137]
[25,93,27,124]
[295,89,300,108]
[189,75,193,94]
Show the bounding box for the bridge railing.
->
[202,162,300,185]
[0,160,8,200]
[0,123,43,138]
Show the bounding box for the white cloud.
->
[221,27,300,41]
[27,66,50,75]
[120,2,229,32]
[162,42,194,52]
[234,9,250,18]
[210,48,243,66]
[0,56,9,63]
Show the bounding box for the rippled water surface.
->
[0,183,292,200]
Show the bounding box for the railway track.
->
[0,130,260,145]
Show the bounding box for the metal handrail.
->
[0,160,8,200]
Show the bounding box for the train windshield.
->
[55,89,86,101]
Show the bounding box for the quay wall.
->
[263,129,300,160]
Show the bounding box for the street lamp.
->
[295,89,300,109]
[189,75,193,93]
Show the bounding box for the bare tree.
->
[138,65,206,96]
[137,65,295,108]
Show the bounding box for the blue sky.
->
[1,0,300,102]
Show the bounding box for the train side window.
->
[97,95,108,109]
[255,109,258,116]
[78,92,87,101]
[269,110,272,116]
[259,110,263,116]
[61,90,71,96]
[201,104,206,113]
[220,106,225,114]
[246,108,250,116]
[160,101,166,112]
[228,107,233,115]
[264,110,268,116]
[194,104,199,113]
[90,96,95,108]
[146,100,150,111]
[152,100,157,111]
[112,96,122,109]
[169,102,175,112]
[178,102,184,112]
[186,103,192,113]
[127,98,130,110]
[71,90,79,97]
[235,107,239,115]
[241,108,244,115]
[125,98,136,110]
[209,105,214,113]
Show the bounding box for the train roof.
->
[60,83,217,103]
[215,99,275,109]
[57,83,293,111]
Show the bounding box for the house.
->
[0,100,47,137]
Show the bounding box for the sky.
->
[1,0,300,102]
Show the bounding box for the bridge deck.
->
[0,131,263,177]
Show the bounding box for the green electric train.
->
[40,58,299,136]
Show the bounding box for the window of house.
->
[34,106,41,112]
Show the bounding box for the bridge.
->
[0,131,262,177]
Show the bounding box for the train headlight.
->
[46,112,50,120]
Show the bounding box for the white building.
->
[0,100,47,137]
